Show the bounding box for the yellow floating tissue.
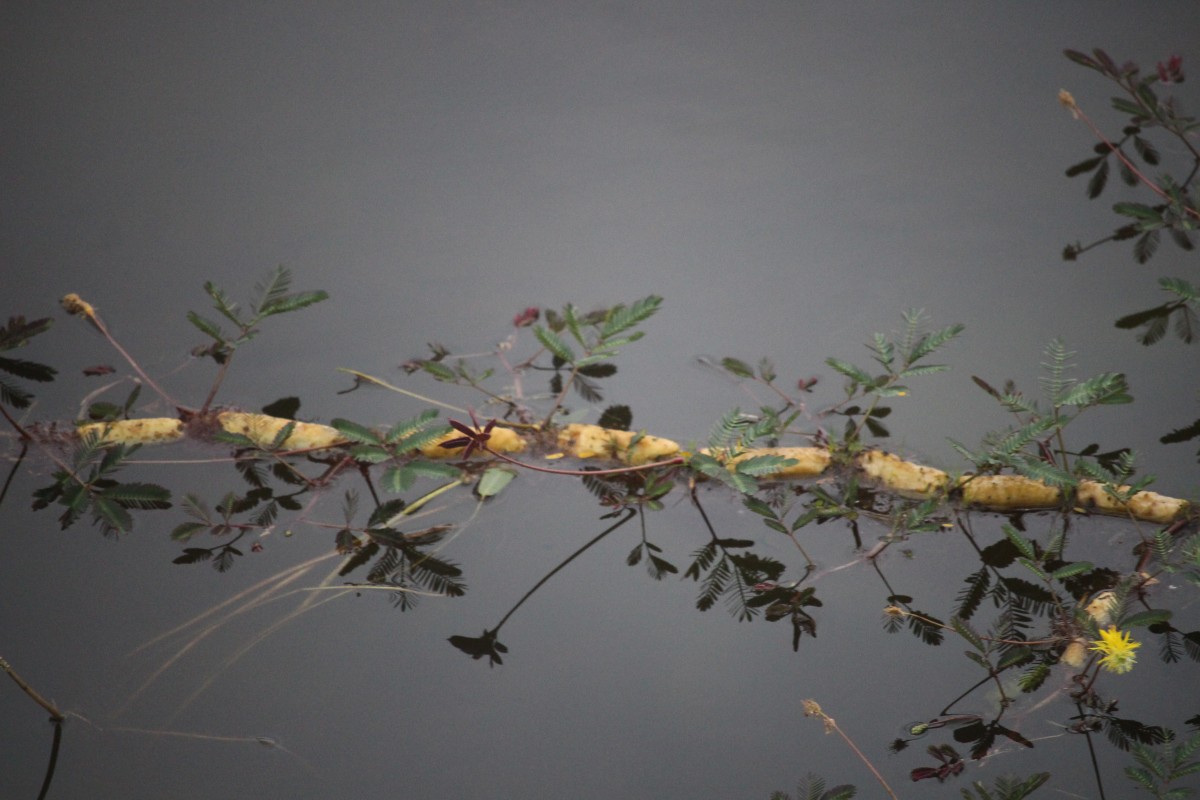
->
[724,447,831,479]
[856,450,950,498]
[1075,480,1188,524]
[1084,590,1117,626]
[958,475,1062,510]
[217,412,347,450]
[76,418,185,445]
[62,414,1192,525]
[1060,638,1089,668]
[556,423,680,466]
[420,426,528,459]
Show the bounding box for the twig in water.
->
[803,699,899,800]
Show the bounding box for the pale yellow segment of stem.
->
[1060,638,1089,667]
[1084,590,1117,626]
[856,449,950,497]
[216,412,347,450]
[60,416,1193,523]
[958,474,1062,510]
[1075,480,1188,525]
[419,427,529,458]
[556,423,681,466]
[76,418,185,445]
[719,446,832,478]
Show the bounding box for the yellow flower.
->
[1090,626,1140,674]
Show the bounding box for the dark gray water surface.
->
[3,4,1198,799]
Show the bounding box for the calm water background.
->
[2,4,1197,798]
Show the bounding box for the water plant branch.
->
[886,608,1063,647]
[1075,699,1108,800]
[1,656,65,721]
[802,699,898,800]
[336,368,468,415]
[492,507,635,634]
[1059,90,1200,223]
[60,294,180,410]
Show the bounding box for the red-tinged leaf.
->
[1118,159,1137,187]
[1134,230,1160,264]
[1064,49,1099,70]
[447,419,476,437]
[1064,155,1103,177]
[1087,158,1109,199]
[1092,48,1118,75]
[999,725,1034,748]
[1133,135,1160,165]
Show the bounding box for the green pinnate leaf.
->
[187,311,226,342]
[383,409,439,441]
[93,496,134,534]
[259,289,328,316]
[1058,372,1132,407]
[719,357,755,378]
[101,482,172,509]
[733,454,800,477]
[534,325,576,363]
[1050,561,1094,580]
[331,418,382,444]
[907,323,964,362]
[825,357,873,386]
[951,616,986,653]
[171,521,210,541]
[1003,525,1036,560]
[600,295,662,340]
[1114,202,1162,221]
[1121,609,1171,628]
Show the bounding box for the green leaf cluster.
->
[185,266,328,415]
[536,295,662,420]
[398,296,661,427]
[0,315,56,410]
[1061,48,1198,266]
[1125,732,1200,799]
[684,537,785,621]
[827,309,962,446]
[954,339,1139,490]
[685,409,800,495]
[188,266,328,364]
[331,410,460,492]
[769,773,855,800]
[958,772,1050,800]
[1117,277,1199,349]
[170,494,258,572]
[32,435,171,535]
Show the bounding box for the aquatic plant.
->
[2,50,1198,799]
[3,267,1197,800]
